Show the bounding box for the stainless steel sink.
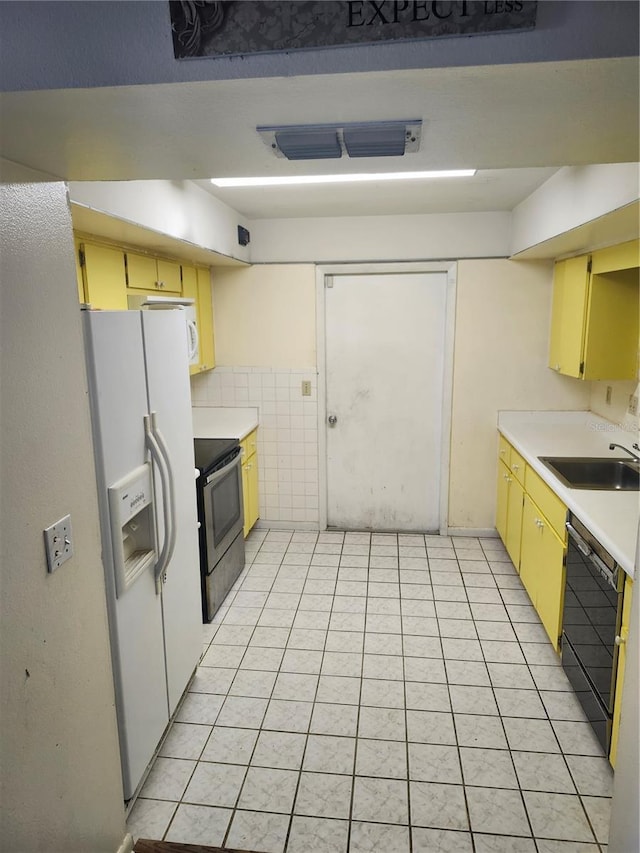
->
[538,457,640,490]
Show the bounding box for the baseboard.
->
[116,832,134,853]
[255,519,320,531]
[446,527,499,538]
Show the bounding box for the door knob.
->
[327,414,338,426]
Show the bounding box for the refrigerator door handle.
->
[144,413,174,593]
[151,415,178,579]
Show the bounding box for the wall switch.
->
[628,394,638,416]
[44,514,73,573]
[301,380,312,396]
[605,385,612,405]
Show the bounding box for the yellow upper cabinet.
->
[548,255,590,378]
[79,241,128,310]
[181,264,216,375]
[196,267,215,372]
[549,240,639,381]
[125,250,182,294]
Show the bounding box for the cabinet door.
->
[156,258,182,293]
[610,575,633,767]
[505,475,524,571]
[535,522,566,651]
[519,495,541,605]
[81,242,128,310]
[75,238,85,302]
[246,454,259,533]
[548,255,589,378]
[583,269,639,380]
[125,251,158,291]
[520,494,566,650]
[242,461,251,538]
[496,460,510,545]
[196,267,215,372]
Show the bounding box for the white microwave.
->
[127,295,199,366]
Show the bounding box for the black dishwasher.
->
[562,513,625,753]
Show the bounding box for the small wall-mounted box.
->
[238,226,250,246]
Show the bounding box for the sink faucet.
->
[609,443,640,463]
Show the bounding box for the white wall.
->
[69,180,250,263]
[211,264,316,367]
[590,379,639,438]
[511,164,640,256]
[448,259,592,530]
[249,212,512,263]
[1,2,636,92]
[0,179,127,852]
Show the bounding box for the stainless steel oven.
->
[194,438,245,622]
[562,513,625,753]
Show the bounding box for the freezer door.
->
[141,309,203,713]
[83,310,169,799]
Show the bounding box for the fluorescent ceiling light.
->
[211,170,476,188]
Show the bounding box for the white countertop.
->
[498,411,639,578]
[192,406,259,441]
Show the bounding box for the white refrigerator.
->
[83,308,202,800]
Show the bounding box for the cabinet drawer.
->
[524,466,567,541]
[509,448,526,486]
[498,435,511,467]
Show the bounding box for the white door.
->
[142,310,203,714]
[325,272,448,532]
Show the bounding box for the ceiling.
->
[0,57,638,220]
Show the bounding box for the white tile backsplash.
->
[192,367,319,526]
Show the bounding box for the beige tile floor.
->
[127,529,613,852]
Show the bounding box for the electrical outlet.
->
[301,380,312,396]
[605,386,612,405]
[628,394,638,416]
[44,514,73,573]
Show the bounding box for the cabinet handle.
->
[156,280,165,289]
[503,473,509,481]
[615,635,626,646]
[554,363,561,371]
[500,449,507,456]
[512,464,520,472]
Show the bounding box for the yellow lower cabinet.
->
[241,429,259,537]
[496,460,509,543]
[520,494,567,650]
[505,475,524,570]
[79,241,128,310]
[609,575,633,768]
[495,438,524,571]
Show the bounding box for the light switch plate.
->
[44,514,73,573]
[301,380,312,396]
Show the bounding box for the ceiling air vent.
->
[258,121,422,161]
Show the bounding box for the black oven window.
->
[210,467,241,548]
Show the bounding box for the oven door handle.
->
[206,448,242,486]
[566,521,618,589]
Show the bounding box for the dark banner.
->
[170,1,538,59]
